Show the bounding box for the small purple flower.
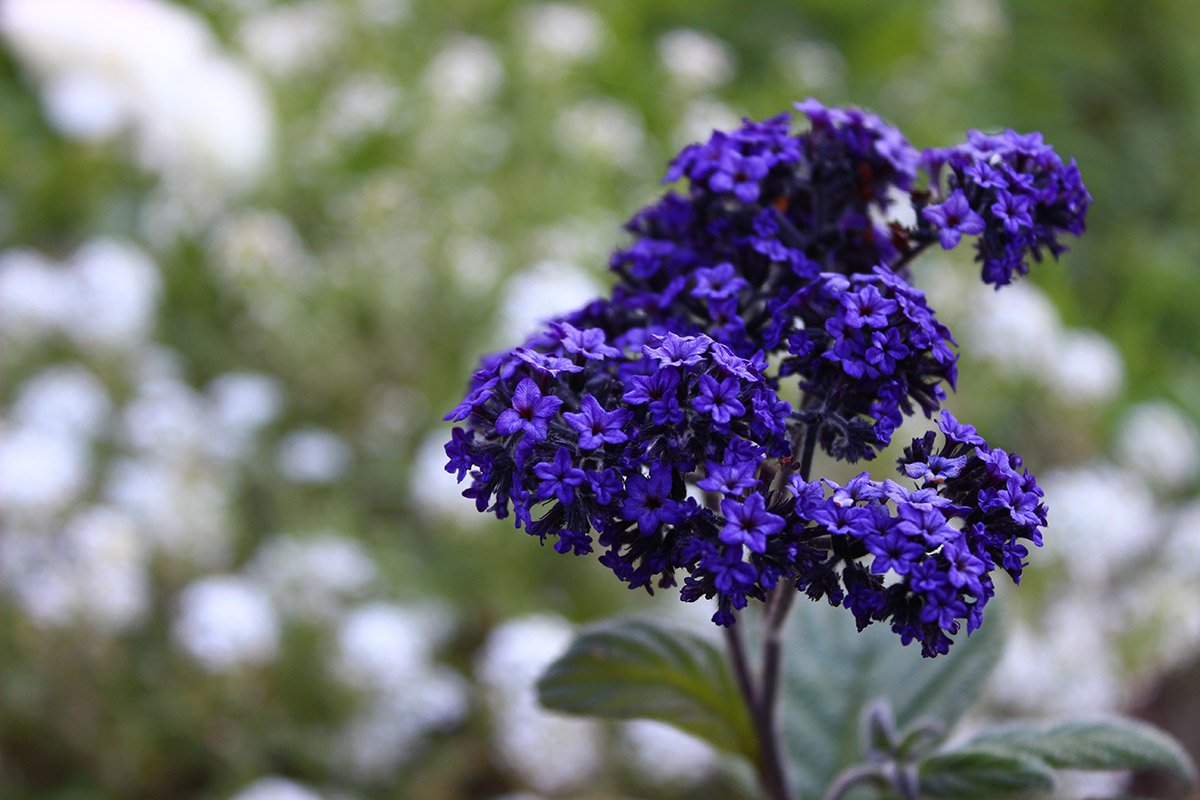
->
[588,468,623,505]
[709,151,769,203]
[494,378,563,440]
[922,190,985,249]
[622,466,676,535]
[644,332,711,367]
[990,191,1034,233]
[693,374,746,424]
[995,476,1043,527]
[514,348,584,376]
[697,458,760,496]
[865,328,910,374]
[841,285,898,329]
[894,503,958,546]
[903,453,969,484]
[533,447,586,504]
[866,530,926,575]
[938,410,986,446]
[623,369,680,405]
[720,492,785,553]
[551,322,622,360]
[692,262,749,300]
[563,395,631,449]
[444,427,475,481]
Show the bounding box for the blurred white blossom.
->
[333,602,467,777]
[10,364,111,441]
[0,249,74,340]
[228,777,324,800]
[250,534,376,623]
[425,36,504,110]
[3,0,274,188]
[775,39,846,91]
[1042,329,1124,405]
[497,260,602,346]
[674,98,741,149]
[174,575,280,672]
[0,507,149,633]
[276,428,353,484]
[0,425,91,514]
[238,1,345,78]
[476,614,603,793]
[519,4,606,67]
[1116,401,1200,489]
[621,720,717,788]
[1042,463,1157,586]
[554,98,645,169]
[657,29,735,91]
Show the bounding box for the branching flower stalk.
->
[444,99,1090,798]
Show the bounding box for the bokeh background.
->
[2,0,1199,798]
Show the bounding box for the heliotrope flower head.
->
[444,101,1084,655]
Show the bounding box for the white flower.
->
[424,36,504,110]
[355,0,411,27]
[105,455,234,568]
[0,425,91,514]
[0,507,149,633]
[774,40,846,91]
[673,98,741,149]
[10,364,110,441]
[335,602,452,692]
[476,614,603,793]
[238,1,345,77]
[496,261,602,346]
[174,575,280,672]
[0,249,74,340]
[206,371,286,460]
[1042,463,1157,586]
[554,98,645,169]
[3,0,274,188]
[119,378,207,456]
[657,29,735,91]
[960,280,1062,377]
[249,534,376,623]
[520,4,606,67]
[228,776,323,800]
[1116,401,1199,490]
[622,720,716,788]
[320,73,404,142]
[276,428,353,484]
[1042,328,1124,405]
[336,666,468,778]
[67,237,160,349]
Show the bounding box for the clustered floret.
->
[443,100,1088,656]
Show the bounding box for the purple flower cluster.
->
[786,412,1045,656]
[443,101,1085,655]
[921,130,1092,287]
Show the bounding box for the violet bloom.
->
[533,447,586,504]
[922,190,985,249]
[692,262,749,300]
[644,332,711,367]
[622,466,676,534]
[693,374,746,424]
[494,378,563,440]
[563,395,631,450]
[720,493,785,553]
[990,191,1034,233]
[866,530,926,575]
[709,151,769,203]
[552,322,621,360]
[841,284,899,329]
[697,458,760,496]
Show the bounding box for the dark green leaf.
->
[535,617,758,760]
[780,599,1006,798]
[962,717,1197,783]
[919,748,1056,798]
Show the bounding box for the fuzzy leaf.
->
[780,599,1005,799]
[536,617,758,760]
[963,717,1197,783]
[919,748,1056,798]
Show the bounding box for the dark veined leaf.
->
[780,598,1006,799]
[962,717,1197,783]
[919,748,1056,798]
[535,617,758,761]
